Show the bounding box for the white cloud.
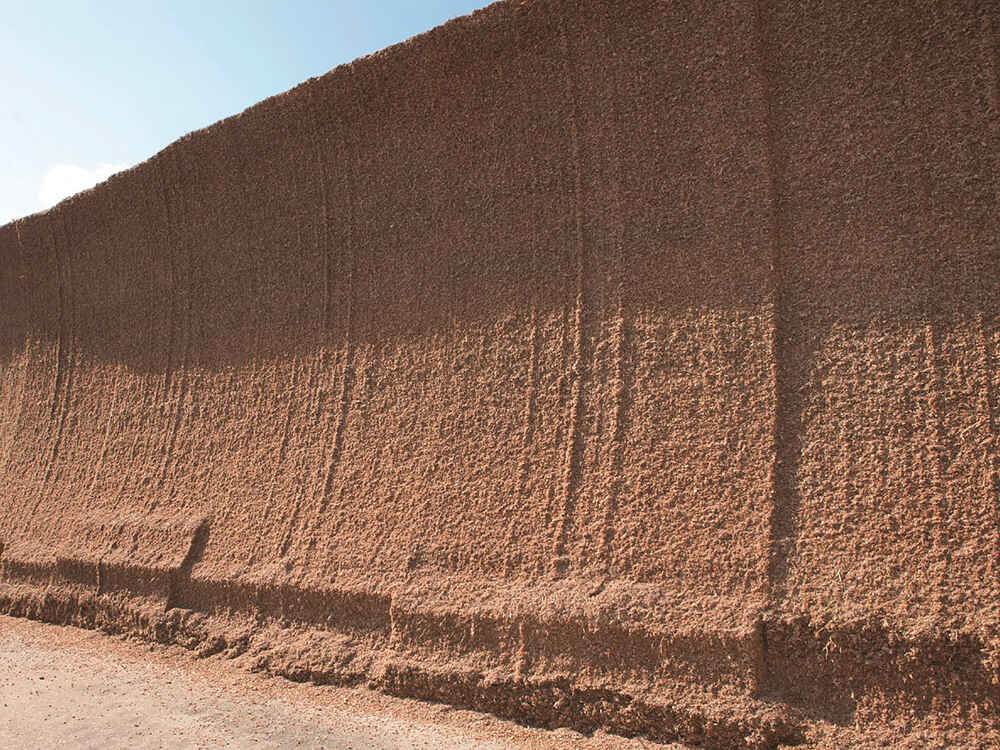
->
[38,162,129,210]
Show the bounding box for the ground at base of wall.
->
[0,614,677,750]
[2,613,995,750]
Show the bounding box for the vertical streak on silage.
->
[754,0,797,612]
[277,239,306,470]
[241,132,265,475]
[310,85,335,518]
[551,10,587,576]
[227,122,272,528]
[157,157,177,450]
[85,189,122,502]
[316,81,357,519]
[279,82,337,556]
[0,223,30,480]
[260,105,313,527]
[180,153,195,495]
[45,216,66,426]
[136,157,177,512]
[317,108,334,341]
[505,157,540,573]
[601,154,627,577]
[161,150,193,507]
[108,168,162,514]
[599,3,629,577]
[36,213,74,518]
[503,7,539,572]
[261,226,303,528]
[280,353,320,558]
[520,209,540,526]
[303,85,337,529]
[155,153,183,501]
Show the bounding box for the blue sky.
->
[0,0,489,226]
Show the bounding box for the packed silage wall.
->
[0,1,997,747]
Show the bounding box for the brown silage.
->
[0,1,998,747]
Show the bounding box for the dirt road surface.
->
[0,615,675,750]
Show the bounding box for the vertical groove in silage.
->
[159,155,178,439]
[277,88,332,559]
[551,11,588,576]
[218,120,269,546]
[259,103,318,530]
[313,88,334,341]
[264,232,305,528]
[313,79,358,520]
[56,213,79,522]
[305,78,337,528]
[55,197,109,528]
[507,162,541,573]
[493,10,557,577]
[163,149,194,510]
[221,111,299,556]
[155,151,182,500]
[0,224,29,484]
[108,168,160,518]
[36,213,75,520]
[84,189,123,508]
[114,157,174,513]
[752,0,796,607]
[45,214,68,426]
[598,2,629,579]
[148,157,178,503]
[599,169,627,577]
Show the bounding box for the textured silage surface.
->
[758,0,1000,739]
[0,0,998,748]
